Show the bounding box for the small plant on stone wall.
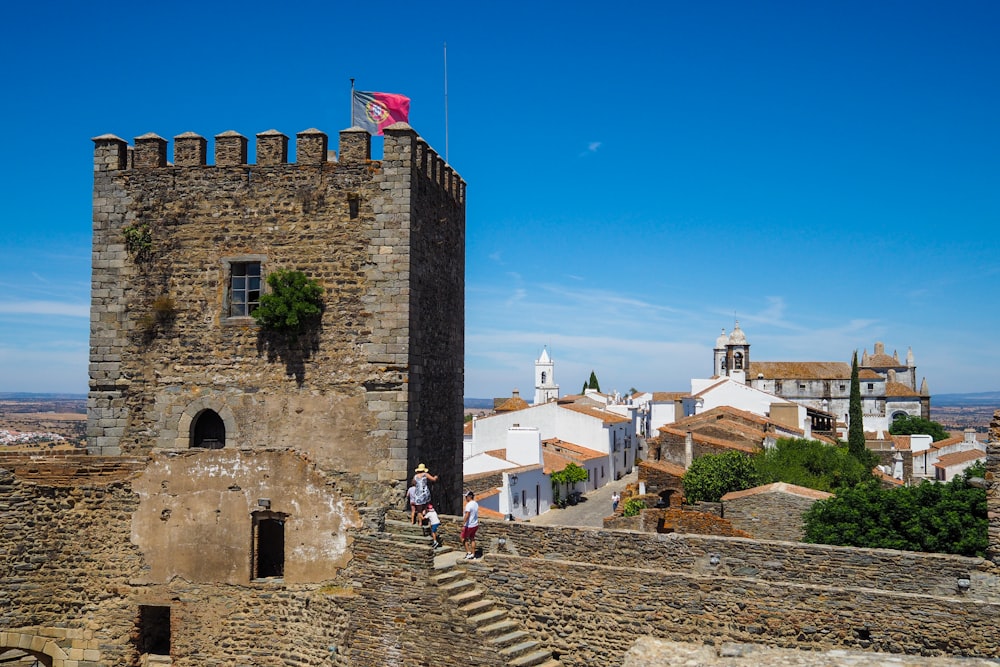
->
[137,295,177,341]
[622,497,646,518]
[252,269,324,335]
[122,222,153,261]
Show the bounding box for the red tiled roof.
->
[747,361,851,380]
[541,438,607,461]
[559,403,630,424]
[652,391,689,402]
[858,369,883,379]
[639,459,686,477]
[495,395,530,412]
[934,449,985,468]
[885,381,919,397]
[865,353,901,367]
[873,467,905,486]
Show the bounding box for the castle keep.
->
[89,124,465,512]
[2,124,1000,666]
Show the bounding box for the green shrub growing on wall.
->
[252,270,324,334]
[123,222,152,261]
[622,497,645,517]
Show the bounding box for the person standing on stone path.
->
[612,491,621,513]
[406,480,418,524]
[461,490,480,560]
[412,463,437,525]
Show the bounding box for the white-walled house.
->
[685,377,814,440]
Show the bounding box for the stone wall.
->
[88,124,465,513]
[722,487,826,542]
[465,552,1000,665]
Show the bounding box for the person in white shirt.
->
[461,490,479,560]
[424,504,442,548]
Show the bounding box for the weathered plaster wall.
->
[131,449,361,585]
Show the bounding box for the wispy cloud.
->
[579,141,602,157]
[0,301,89,317]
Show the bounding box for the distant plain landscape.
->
[0,391,996,447]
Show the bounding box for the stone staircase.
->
[383,517,562,667]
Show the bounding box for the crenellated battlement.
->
[92,123,465,204]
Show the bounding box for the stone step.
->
[508,649,555,667]
[499,640,541,660]
[432,569,464,586]
[384,518,430,537]
[439,578,475,594]
[477,619,520,638]
[468,608,507,627]
[459,598,494,615]
[489,630,530,648]
[533,660,562,667]
[449,588,483,606]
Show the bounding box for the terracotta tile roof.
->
[559,403,630,424]
[934,449,985,468]
[873,467,905,486]
[495,395,530,413]
[865,353,901,367]
[934,435,964,448]
[885,381,919,397]
[541,438,607,461]
[747,361,851,380]
[858,369,883,380]
[657,426,760,454]
[484,448,508,460]
[891,435,911,450]
[652,391,689,401]
[478,506,507,520]
[721,482,833,502]
[463,421,474,436]
[541,449,574,474]
[639,459,687,477]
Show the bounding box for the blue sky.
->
[1,1,997,398]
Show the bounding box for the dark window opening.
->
[229,261,261,317]
[137,605,171,656]
[253,513,286,579]
[191,410,225,449]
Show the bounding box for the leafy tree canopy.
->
[888,415,950,442]
[252,270,324,333]
[683,450,761,503]
[803,468,987,557]
[551,462,590,486]
[755,438,873,492]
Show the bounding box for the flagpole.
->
[350,78,356,127]
[443,42,449,163]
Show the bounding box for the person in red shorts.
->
[461,490,479,560]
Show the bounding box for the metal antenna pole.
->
[443,42,449,163]
[350,78,356,127]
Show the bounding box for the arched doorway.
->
[190,409,225,449]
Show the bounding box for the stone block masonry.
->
[88,123,465,513]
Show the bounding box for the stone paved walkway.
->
[525,468,637,528]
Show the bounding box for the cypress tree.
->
[588,370,601,392]
[848,350,866,460]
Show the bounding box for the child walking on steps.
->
[424,504,442,548]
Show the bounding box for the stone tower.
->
[534,346,559,405]
[88,123,466,512]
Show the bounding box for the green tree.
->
[888,415,950,442]
[803,475,987,557]
[551,462,590,504]
[587,371,601,392]
[622,497,646,517]
[755,438,872,492]
[252,270,324,334]
[847,350,866,461]
[683,450,761,503]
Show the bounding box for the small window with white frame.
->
[222,256,266,321]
